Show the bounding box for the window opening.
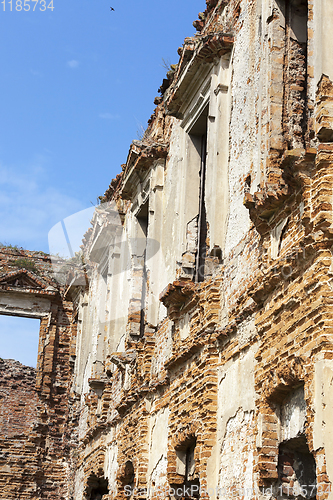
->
[174,438,200,499]
[189,105,208,283]
[136,201,148,337]
[0,315,40,368]
[85,473,109,500]
[93,263,109,378]
[99,264,109,322]
[119,460,135,498]
[278,436,316,499]
[185,441,197,485]
[278,0,308,148]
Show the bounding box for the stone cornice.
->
[166,32,234,118]
[159,279,197,320]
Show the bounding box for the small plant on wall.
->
[12,258,38,274]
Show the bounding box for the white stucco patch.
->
[147,408,170,492]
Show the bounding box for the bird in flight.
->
[110,7,115,10]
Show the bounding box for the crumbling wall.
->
[0,248,78,499]
[61,0,333,498]
[0,359,39,498]
[4,0,333,499]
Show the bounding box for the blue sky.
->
[0,0,203,252]
[0,0,204,367]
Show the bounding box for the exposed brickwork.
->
[0,359,38,437]
[0,360,39,498]
[0,249,77,499]
[3,1,333,500]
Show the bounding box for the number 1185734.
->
[1,0,54,11]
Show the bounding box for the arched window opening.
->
[85,473,109,500]
[278,435,316,499]
[174,437,200,499]
[276,0,308,148]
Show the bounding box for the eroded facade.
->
[0,249,77,498]
[1,0,333,499]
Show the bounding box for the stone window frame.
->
[178,55,231,282]
[257,361,315,489]
[127,174,151,339]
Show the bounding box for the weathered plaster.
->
[314,360,333,491]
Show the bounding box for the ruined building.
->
[1,0,333,499]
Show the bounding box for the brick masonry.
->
[2,0,333,499]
